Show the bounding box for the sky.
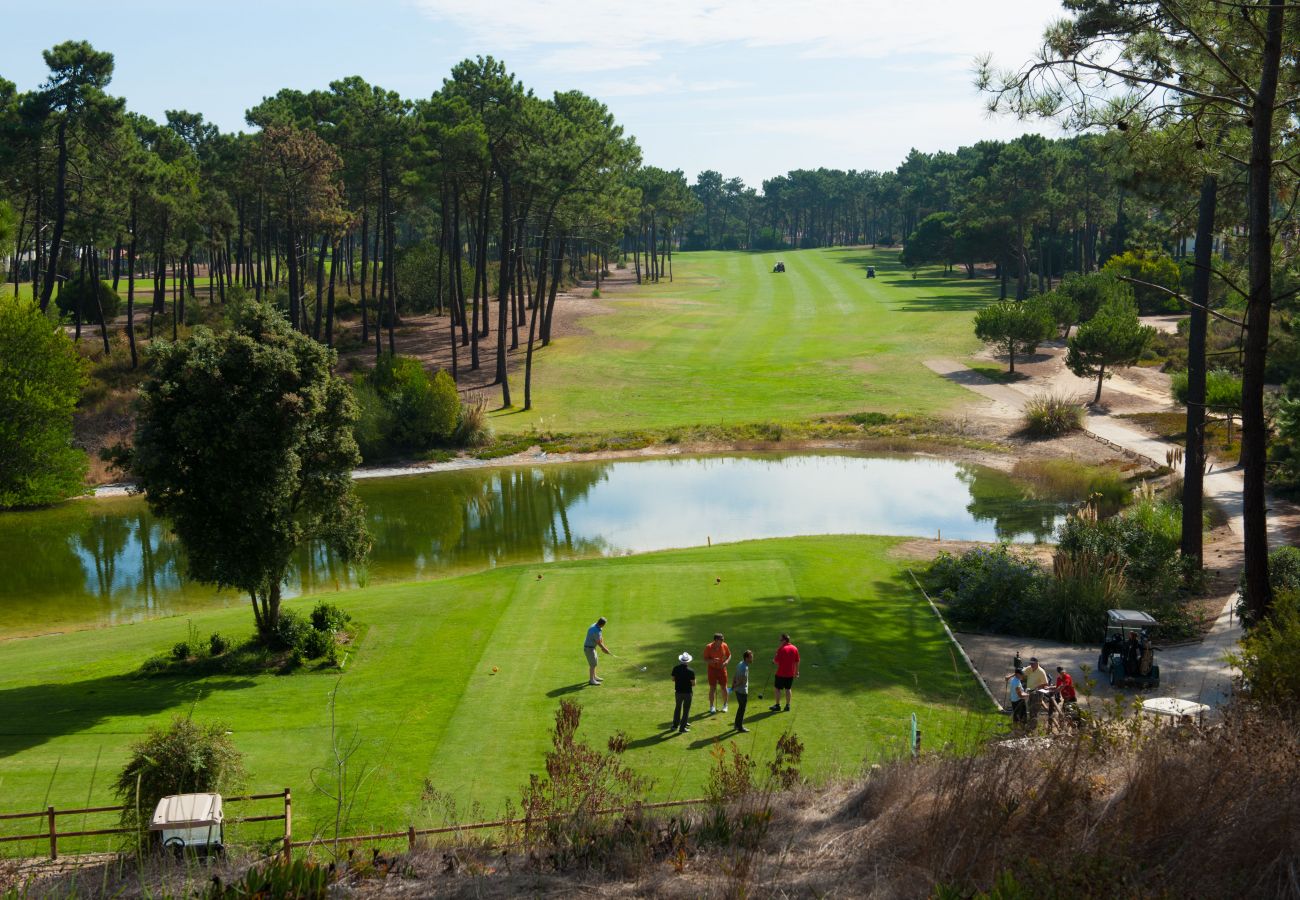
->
[3,0,1067,187]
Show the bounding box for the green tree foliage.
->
[54,274,122,322]
[0,296,88,508]
[130,302,370,639]
[113,717,245,832]
[900,212,955,271]
[1065,297,1156,402]
[1057,271,1132,323]
[1101,249,1182,315]
[1172,368,1242,413]
[352,354,461,461]
[973,300,1054,373]
[1035,290,1080,338]
[1235,589,1300,708]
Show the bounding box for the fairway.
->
[0,536,996,850]
[493,247,997,432]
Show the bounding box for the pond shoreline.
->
[86,435,1021,499]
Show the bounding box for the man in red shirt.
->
[770,633,800,712]
[1054,666,1077,703]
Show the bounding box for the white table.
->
[1140,697,1210,724]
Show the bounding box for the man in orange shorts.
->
[704,633,731,714]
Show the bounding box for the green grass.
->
[0,535,996,852]
[492,248,997,432]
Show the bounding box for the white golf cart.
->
[150,793,225,858]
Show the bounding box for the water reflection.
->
[0,454,1076,638]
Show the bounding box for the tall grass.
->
[1021,391,1085,437]
[1012,458,1131,513]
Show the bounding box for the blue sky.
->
[5,0,1065,186]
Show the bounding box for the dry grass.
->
[18,708,1295,898]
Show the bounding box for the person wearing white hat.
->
[671,652,696,733]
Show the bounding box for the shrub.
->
[352,355,460,460]
[1171,368,1242,413]
[1057,497,1181,601]
[208,632,231,656]
[926,544,1047,633]
[1233,589,1300,707]
[302,627,334,659]
[310,602,351,634]
[171,641,192,661]
[1030,552,1128,643]
[1101,249,1182,315]
[1022,392,1085,437]
[54,275,122,322]
[0,296,89,509]
[113,717,245,833]
[273,609,310,652]
[1237,546,1300,627]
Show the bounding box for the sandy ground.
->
[920,348,1300,711]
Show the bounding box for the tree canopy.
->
[130,303,370,638]
[0,296,88,508]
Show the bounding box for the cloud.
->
[589,74,746,98]
[409,0,1061,70]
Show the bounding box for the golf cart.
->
[150,793,224,858]
[866,265,876,278]
[1097,609,1160,689]
[773,261,786,273]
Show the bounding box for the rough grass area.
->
[0,536,996,855]
[1122,410,1242,461]
[491,247,996,432]
[17,710,1295,899]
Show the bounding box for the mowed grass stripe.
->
[495,247,996,431]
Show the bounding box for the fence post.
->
[48,806,57,860]
[282,788,293,862]
[407,825,416,852]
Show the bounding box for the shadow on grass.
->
[633,578,988,722]
[0,673,258,757]
[546,682,591,698]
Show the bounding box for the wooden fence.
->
[1,792,715,864]
[0,790,291,861]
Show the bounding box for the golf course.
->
[0,535,996,850]
[489,247,993,431]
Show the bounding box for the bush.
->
[1234,589,1300,706]
[1031,552,1128,643]
[1101,249,1182,315]
[352,354,460,460]
[302,627,334,659]
[273,609,310,652]
[0,296,89,508]
[310,601,351,634]
[1237,546,1300,627]
[54,275,122,322]
[1057,270,1132,323]
[1057,497,1181,601]
[208,632,231,656]
[1022,392,1085,437]
[113,717,245,833]
[926,544,1048,633]
[1171,368,1242,413]
[171,641,192,661]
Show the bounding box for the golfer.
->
[704,632,731,714]
[770,633,800,712]
[584,617,611,686]
[671,652,696,733]
[733,649,753,732]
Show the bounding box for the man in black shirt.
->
[671,652,696,733]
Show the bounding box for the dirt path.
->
[920,352,1300,708]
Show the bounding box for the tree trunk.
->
[1094,365,1106,404]
[496,171,512,406]
[126,199,138,368]
[1240,0,1284,623]
[325,238,338,347]
[1181,174,1216,566]
[39,119,69,312]
[360,208,370,342]
[92,247,110,356]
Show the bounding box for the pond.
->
[0,454,1077,638]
